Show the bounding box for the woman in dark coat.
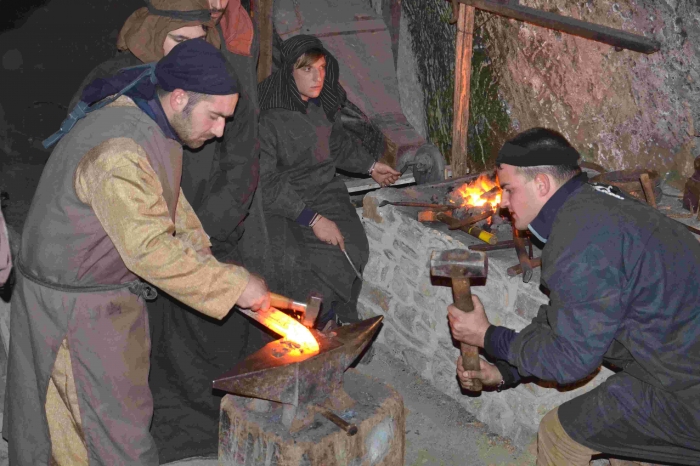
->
[242,35,400,328]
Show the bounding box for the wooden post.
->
[256,0,274,83]
[451,3,476,177]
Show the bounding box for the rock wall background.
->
[378,0,700,186]
[481,0,700,188]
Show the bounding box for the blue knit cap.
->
[44,38,238,148]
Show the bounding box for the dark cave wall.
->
[0,0,144,142]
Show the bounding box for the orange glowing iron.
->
[237,306,319,354]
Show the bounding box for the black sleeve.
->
[194,91,259,240]
[494,360,522,389]
[330,117,375,174]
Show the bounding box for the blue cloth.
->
[295,207,317,226]
[132,97,180,143]
[44,39,238,149]
[82,38,238,103]
[485,326,521,387]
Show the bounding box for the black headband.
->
[496,143,580,167]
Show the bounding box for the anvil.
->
[213,316,383,433]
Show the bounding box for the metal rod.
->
[456,0,660,54]
[341,249,364,282]
[316,407,358,436]
[379,200,457,210]
[448,210,494,230]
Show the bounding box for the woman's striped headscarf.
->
[258,35,344,121]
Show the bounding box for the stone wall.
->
[357,187,613,449]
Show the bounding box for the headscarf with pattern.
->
[258,35,344,122]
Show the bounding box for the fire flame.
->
[454,175,501,210]
[258,307,320,355]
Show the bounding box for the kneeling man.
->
[449,128,700,465]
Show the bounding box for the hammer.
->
[430,249,488,392]
[269,293,322,328]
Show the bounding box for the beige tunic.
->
[4,97,249,466]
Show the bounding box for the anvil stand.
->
[214,316,406,466]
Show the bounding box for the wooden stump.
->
[219,369,405,466]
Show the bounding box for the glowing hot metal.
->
[237,307,319,354]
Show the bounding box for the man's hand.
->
[371,162,401,187]
[312,216,345,250]
[456,356,503,391]
[447,294,491,348]
[236,274,270,311]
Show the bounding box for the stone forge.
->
[357,176,614,449]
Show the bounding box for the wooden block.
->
[219,370,405,466]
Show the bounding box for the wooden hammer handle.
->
[639,173,657,208]
[452,277,483,392]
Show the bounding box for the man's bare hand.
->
[447,294,491,348]
[371,162,401,187]
[312,216,345,250]
[236,274,270,311]
[456,356,503,391]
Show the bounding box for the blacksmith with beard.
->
[66,2,271,461]
[3,39,269,466]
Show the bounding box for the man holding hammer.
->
[448,128,700,465]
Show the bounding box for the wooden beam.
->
[457,0,660,54]
[451,3,476,178]
[256,0,274,83]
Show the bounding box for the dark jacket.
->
[504,180,700,464]
[144,22,266,463]
[259,102,374,219]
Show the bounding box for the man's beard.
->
[169,111,204,149]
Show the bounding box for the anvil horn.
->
[212,316,383,406]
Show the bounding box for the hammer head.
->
[430,249,488,280]
[302,294,323,328]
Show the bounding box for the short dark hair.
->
[156,87,211,116]
[293,48,325,70]
[497,128,581,185]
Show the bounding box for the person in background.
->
[243,34,400,330]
